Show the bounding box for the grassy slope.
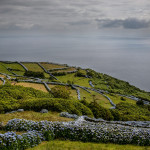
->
[79,88,112,108]
[28,140,150,150]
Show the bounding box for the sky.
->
[0,0,150,36]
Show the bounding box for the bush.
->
[24,71,44,78]
[51,85,71,99]
[88,102,114,121]
[75,69,86,77]
[136,100,144,106]
[51,72,66,76]
[20,98,93,117]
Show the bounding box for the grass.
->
[0,62,12,75]
[79,88,112,108]
[27,140,150,150]
[12,70,25,76]
[56,73,90,87]
[22,62,44,72]
[14,82,48,93]
[44,73,50,78]
[70,89,78,100]
[40,62,65,70]
[0,111,73,125]
[1,62,25,71]
[0,74,6,78]
[52,67,77,73]
[105,93,137,105]
[0,80,3,85]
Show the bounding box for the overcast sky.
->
[0,0,150,36]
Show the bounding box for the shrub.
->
[24,71,44,78]
[136,100,144,106]
[51,85,71,99]
[20,98,93,117]
[88,102,114,121]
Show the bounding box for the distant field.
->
[15,82,48,93]
[56,73,90,87]
[0,111,73,125]
[0,62,12,75]
[22,62,44,72]
[52,67,77,73]
[79,88,112,108]
[28,140,150,150]
[105,94,137,105]
[40,62,65,70]
[1,62,25,71]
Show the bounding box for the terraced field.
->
[105,93,137,105]
[56,73,91,87]
[40,62,66,70]
[15,82,48,93]
[51,67,77,73]
[79,88,112,108]
[22,62,44,72]
[0,62,12,75]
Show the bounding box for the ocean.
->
[0,35,150,91]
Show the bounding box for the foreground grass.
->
[28,140,150,150]
[0,111,73,125]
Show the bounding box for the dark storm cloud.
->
[96,18,150,29]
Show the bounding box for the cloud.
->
[68,20,91,26]
[96,18,150,29]
[0,0,150,34]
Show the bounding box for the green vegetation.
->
[0,84,52,113]
[28,140,150,150]
[22,62,44,72]
[21,98,93,117]
[56,73,90,87]
[52,67,76,73]
[0,62,25,76]
[0,62,13,75]
[51,85,71,99]
[88,102,114,120]
[40,62,65,70]
[75,69,87,77]
[105,93,136,105]
[80,88,112,108]
[87,69,150,101]
[0,111,72,125]
[24,71,44,78]
[115,102,150,121]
